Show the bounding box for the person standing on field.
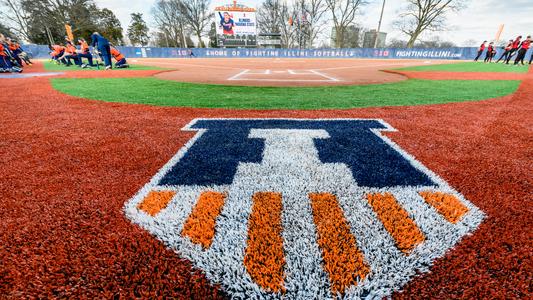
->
[90,32,112,70]
[474,41,487,61]
[514,36,531,66]
[484,42,496,63]
[496,40,513,63]
[506,35,522,64]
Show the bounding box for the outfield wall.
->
[23,44,532,60]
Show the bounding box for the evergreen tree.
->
[127,13,149,46]
[93,8,124,45]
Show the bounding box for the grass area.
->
[42,60,167,71]
[51,77,520,110]
[396,61,529,73]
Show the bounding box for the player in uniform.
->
[514,36,531,66]
[7,38,23,67]
[0,43,14,72]
[496,40,513,63]
[91,32,112,70]
[0,34,22,73]
[50,44,67,65]
[505,36,522,64]
[110,45,128,68]
[60,40,81,66]
[484,42,496,63]
[474,41,487,61]
[77,38,94,67]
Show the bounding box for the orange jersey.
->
[65,44,77,54]
[53,45,65,53]
[8,42,19,51]
[110,47,124,61]
[79,41,90,53]
[0,43,6,56]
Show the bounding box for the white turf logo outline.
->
[124,118,484,299]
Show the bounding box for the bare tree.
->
[394,0,466,48]
[257,0,297,48]
[279,2,298,48]
[179,0,211,47]
[257,0,282,34]
[0,22,18,39]
[2,0,124,44]
[414,36,456,48]
[293,0,328,48]
[152,0,188,47]
[0,0,32,41]
[325,0,367,48]
[387,38,407,48]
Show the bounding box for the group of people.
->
[474,35,532,65]
[50,32,128,70]
[0,34,33,73]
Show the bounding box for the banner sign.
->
[65,24,74,42]
[23,44,532,60]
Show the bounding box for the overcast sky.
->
[95,0,533,46]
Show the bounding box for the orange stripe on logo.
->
[244,192,286,293]
[309,193,370,295]
[138,190,176,216]
[419,191,469,224]
[181,191,226,249]
[367,193,425,254]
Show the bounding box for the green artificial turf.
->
[397,62,529,73]
[51,77,520,110]
[42,60,166,71]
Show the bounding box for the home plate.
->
[228,69,340,82]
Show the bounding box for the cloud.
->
[94,0,156,28]
[475,0,532,12]
[93,0,533,46]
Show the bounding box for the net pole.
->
[374,0,386,48]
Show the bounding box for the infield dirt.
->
[141,58,453,86]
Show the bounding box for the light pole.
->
[374,0,386,48]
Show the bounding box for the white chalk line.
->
[309,69,340,82]
[227,69,251,80]
[142,61,242,70]
[227,78,338,82]
[313,62,429,71]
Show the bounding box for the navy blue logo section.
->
[158,119,436,188]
